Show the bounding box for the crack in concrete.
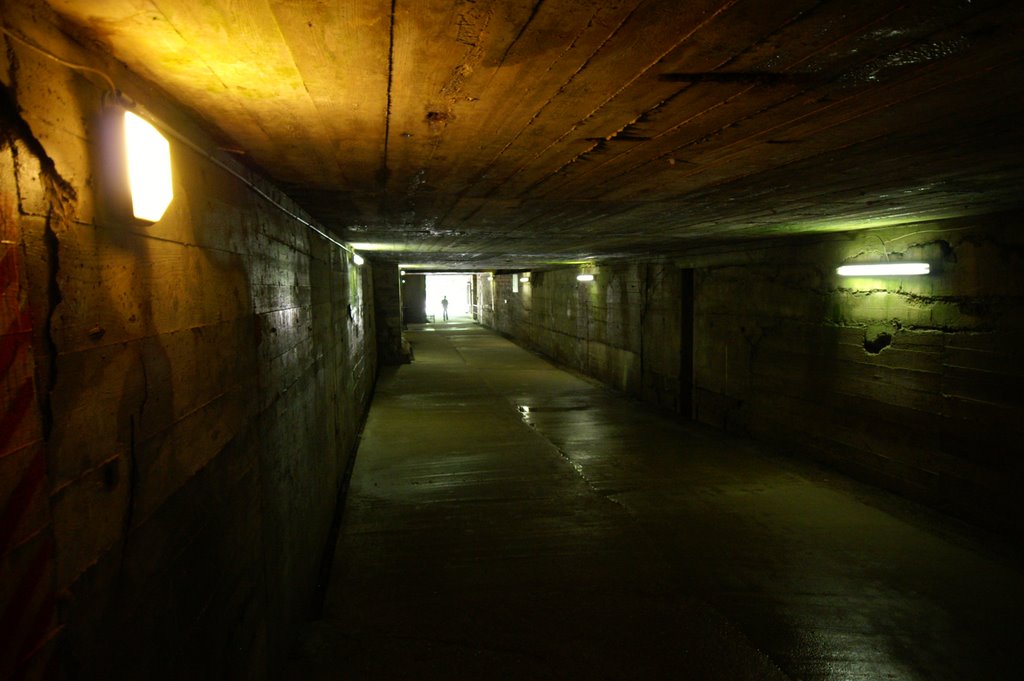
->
[121,354,148,553]
[2,44,76,443]
[119,414,138,574]
[379,0,397,192]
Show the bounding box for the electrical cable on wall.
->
[0,23,359,258]
[872,234,890,262]
[0,24,117,93]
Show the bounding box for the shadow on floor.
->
[289,323,1024,680]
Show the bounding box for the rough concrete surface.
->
[289,320,1024,680]
[1,12,377,677]
[478,216,1024,533]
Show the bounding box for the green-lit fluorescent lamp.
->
[836,263,929,276]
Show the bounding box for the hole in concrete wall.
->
[863,331,893,354]
[425,110,452,133]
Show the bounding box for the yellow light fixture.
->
[123,111,173,222]
[836,263,929,276]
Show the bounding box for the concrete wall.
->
[401,274,427,324]
[688,216,1023,531]
[479,214,1024,533]
[1,10,376,680]
[372,263,410,365]
[478,266,685,413]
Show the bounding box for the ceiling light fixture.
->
[576,273,595,282]
[836,263,929,276]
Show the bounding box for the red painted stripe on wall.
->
[0,207,59,680]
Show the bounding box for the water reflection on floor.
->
[289,322,1024,680]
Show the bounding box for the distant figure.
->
[441,296,449,321]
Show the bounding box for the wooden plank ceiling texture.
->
[47,0,1024,268]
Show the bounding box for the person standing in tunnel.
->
[441,295,449,321]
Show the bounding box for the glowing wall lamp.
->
[836,263,929,277]
[352,252,365,266]
[123,111,173,223]
[576,273,595,282]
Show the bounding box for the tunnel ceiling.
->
[44,0,1024,269]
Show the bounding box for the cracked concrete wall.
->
[0,79,59,680]
[481,214,1023,532]
[688,214,1024,532]
[0,8,377,680]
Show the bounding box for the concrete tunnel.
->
[1,0,1023,679]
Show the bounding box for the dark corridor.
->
[288,322,1024,680]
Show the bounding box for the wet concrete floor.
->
[289,320,1024,680]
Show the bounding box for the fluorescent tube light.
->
[836,263,929,277]
[576,274,595,282]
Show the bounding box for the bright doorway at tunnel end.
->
[425,274,473,321]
